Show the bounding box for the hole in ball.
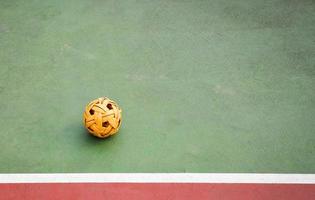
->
[102,121,109,127]
[89,109,95,115]
[107,104,113,110]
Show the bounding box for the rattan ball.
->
[83,97,122,138]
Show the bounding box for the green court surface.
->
[0,0,314,173]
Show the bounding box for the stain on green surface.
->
[0,0,314,173]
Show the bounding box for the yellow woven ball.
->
[83,97,122,138]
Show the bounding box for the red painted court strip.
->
[0,183,314,200]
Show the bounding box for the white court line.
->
[0,173,315,184]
